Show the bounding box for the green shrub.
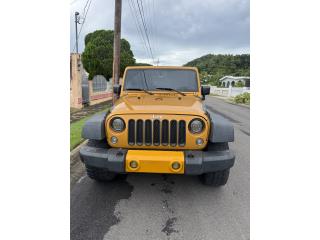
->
[234,92,250,104]
[235,81,245,87]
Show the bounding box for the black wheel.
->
[85,165,117,182]
[201,142,230,186]
[200,169,230,186]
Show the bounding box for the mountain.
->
[184,54,250,86]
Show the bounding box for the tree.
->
[135,63,152,66]
[82,30,136,80]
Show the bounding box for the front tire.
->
[200,169,230,186]
[85,165,117,182]
[200,142,231,186]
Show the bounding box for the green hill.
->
[184,54,250,86]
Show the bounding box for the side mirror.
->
[113,84,121,95]
[201,86,210,99]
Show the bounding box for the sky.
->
[70,0,249,66]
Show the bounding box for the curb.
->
[209,96,250,109]
[70,140,88,189]
[225,100,250,109]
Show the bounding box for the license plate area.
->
[125,150,184,174]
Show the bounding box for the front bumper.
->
[79,143,235,175]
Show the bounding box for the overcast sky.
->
[70,0,249,66]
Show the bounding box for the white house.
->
[219,76,250,88]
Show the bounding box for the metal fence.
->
[92,75,108,92]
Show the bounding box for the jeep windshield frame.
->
[123,68,199,93]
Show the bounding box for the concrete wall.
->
[88,80,112,105]
[210,86,250,97]
[70,54,83,109]
[70,54,113,108]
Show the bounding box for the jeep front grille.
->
[128,119,186,147]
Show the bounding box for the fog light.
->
[196,138,204,145]
[111,136,118,144]
[130,160,138,169]
[172,162,181,170]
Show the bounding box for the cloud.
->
[70,0,249,65]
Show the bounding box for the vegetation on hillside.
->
[82,30,136,80]
[184,54,250,86]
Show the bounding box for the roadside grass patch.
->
[70,107,110,151]
[230,92,250,105]
[70,117,88,151]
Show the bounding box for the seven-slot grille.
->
[128,119,186,146]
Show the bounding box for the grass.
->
[70,107,110,151]
[70,117,89,151]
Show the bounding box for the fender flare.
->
[206,110,234,143]
[81,111,109,140]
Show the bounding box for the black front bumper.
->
[80,143,235,175]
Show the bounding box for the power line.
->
[146,0,158,64]
[82,0,90,14]
[144,0,153,53]
[138,0,155,64]
[151,0,159,64]
[136,0,155,64]
[78,0,92,38]
[72,0,93,52]
[129,0,154,63]
[128,0,150,60]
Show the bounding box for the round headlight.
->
[189,119,204,134]
[110,117,125,132]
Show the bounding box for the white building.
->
[219,76,250,88]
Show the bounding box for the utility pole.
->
[75,11,80,54]
[112,0,122,104]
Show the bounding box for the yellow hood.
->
[110,93,206,116]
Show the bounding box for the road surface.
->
[71,96,250,240]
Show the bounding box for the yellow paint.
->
[105,66,211,150]
[126,150,184,174]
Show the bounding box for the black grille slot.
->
[161,120,169,145]
[178,120,186,146]
[128,119,135,145]
[136,119,143,145]
[170,120,177,146]
[145,120,152,145]
[153,120,160,145]
[127,118,185,147]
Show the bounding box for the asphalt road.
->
[71,96,250,240]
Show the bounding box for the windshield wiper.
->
[126,88,153,95]
[156,87,186,96]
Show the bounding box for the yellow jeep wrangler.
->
[80,66,235,186]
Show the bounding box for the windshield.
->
[124,69,198,92]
